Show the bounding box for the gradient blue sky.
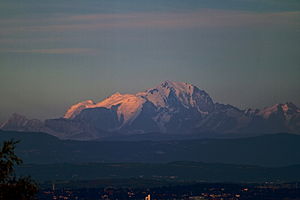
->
[0,0,299,122]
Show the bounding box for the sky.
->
[0,0,299,122]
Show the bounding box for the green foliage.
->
[0,140,38,200]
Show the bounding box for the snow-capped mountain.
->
[64,81,213,122]
[241,102,300,134]
[1,81,300,140]
[58,81,214,134]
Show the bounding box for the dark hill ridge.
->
[1,81,300,140]
[1,130,300,167]
[16,161,300,183]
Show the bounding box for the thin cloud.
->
[2,48,96,55]
[0,9,299,35]
[0,37,64,45]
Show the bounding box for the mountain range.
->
[1,81,300,140]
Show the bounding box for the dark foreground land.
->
[2,130,300,166]
[38,181,300,200]
[2,130,300,199]
[16,162,300,183]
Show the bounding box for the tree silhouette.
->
[0,140,38,200]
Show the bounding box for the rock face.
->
[1,81,300,140]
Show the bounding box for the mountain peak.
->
[282,102,299,111]
[136,80,214,113]
[280,102,300,115]
[160,80,186,86]
[1,113,43,131]
[110,92,122,97]
[64,100,95,119]
[159,80,194,93]
[258,102,300,119]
